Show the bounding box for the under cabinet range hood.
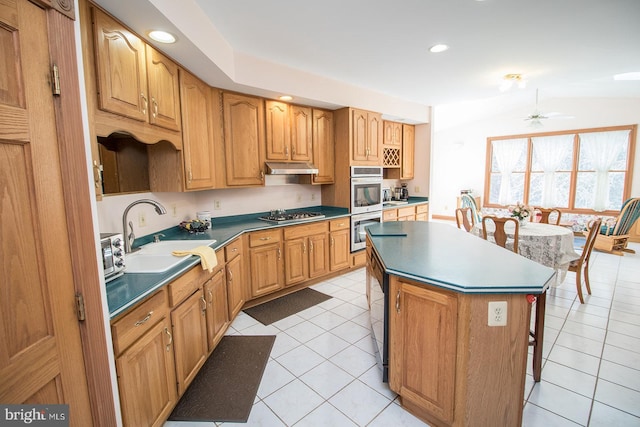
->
[265,162,319,175]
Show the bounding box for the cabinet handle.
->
[140,92,148,115]
[231,247,238,252]
[260,170,264,181]
[277,247,281,260]
[303,242,306,253]
[259,236,272,241]
[396,291,401,314]
[309,241,313,252]
[188,170,193,183]
[292,146,296,155]
[134,311,153,327]
[227,267,233,281]
[152,97,158,118]
[164,327,172,352]
[200,296,207,315]
[331,237,334,246]
[208,290,213,303]
[92,160,102,188]
[285,145,289,156]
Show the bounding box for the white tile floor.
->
[165,241,640,427]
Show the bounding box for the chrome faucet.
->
[122,199,167,253]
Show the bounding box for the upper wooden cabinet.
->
[265,102,313,163]
[384,121,402,146]
[351,108,382,165]
[222,92,266,187]
[179,69,215,190]
[401,124,415,179]
[92,8,181,132]
[291,105,313,162]
[311,108,335,184]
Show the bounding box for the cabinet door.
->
[265,100,291,161]
[367,112,383,164]
[222,92,265,186]
[401,124,415,179]
[146,45,181,131]
[92,8,148,122]
[116,318,177,427]
[351,109,369,162]
[249,243,283,298]
[171,290,208,395]
[226,254,246,318]
[389,278,457,423]
[384,121,402,147]
[284,238,308,286]
[330,229,350,271]
[180,69,215,189]
[291,105,313,162]
[204,270,229,351]
[308,233,329,278]
[312,109,335,184]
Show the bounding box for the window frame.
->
[483,124,637,216]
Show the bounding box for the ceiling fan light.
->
[429,44,449,53]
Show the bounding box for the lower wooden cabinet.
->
[115,317,177,427]
[329,219,350,271]
[204,269,230,352]
[283,222,329,286]
[226,247,246,318]
[248,229,284,298]
[383,203,429,223]
[308,233,329,278]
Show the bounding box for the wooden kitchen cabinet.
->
[265,100,291,161]
[284,222,329,286]
[308,108,335,184]
[329,219,350,271]
[179,69,216,190]
[401,124,415,179]
[92,8,181,131]
[225,238,246,318]
[204,268,230,352]
[384,121,403,147]
[248,229,284,298]
[351,108,382,165]
[384,204,428,222]
[170,288,208,395]
[397,206,416,221]
[222,92,266,186]
[416,203,429,221]
[290,105,313,162]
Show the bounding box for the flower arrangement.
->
[508,202,532,221]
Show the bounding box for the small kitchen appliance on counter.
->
[400,183,409,200]
[100,232,125,282]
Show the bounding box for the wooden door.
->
[0,1,93,423]
[367,112,383,164]
[308,233,329,278]
[146,45,181,131]
[226,253,245,318]
[223,92,265,186]
[265,100,290,160]
[171,290,208,395]
[389,278,457,423]
[116,318,177,427]
[249,244,283,298]
[92,7,148,122]
[312,109,334,184]
[291,105,312,161]
[351,109,369,162]
[401,124,415,179]
[330,229,350,271]
[284,238,308,286]
[384,121,402,146]
[204,270,230,351]
[180,69,215,189]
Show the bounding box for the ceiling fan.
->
[524,89,573,127]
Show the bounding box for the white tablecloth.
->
[472,222,580,285]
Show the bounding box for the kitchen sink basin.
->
[125,240,216,273]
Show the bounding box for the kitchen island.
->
[366,221,555,427]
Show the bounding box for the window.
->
[484,125,636,214]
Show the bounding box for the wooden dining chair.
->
[481,216,519,253]
[570,218,602,303]
[593,197,640,255]
[455,207,475,232]
[535,207,562,225]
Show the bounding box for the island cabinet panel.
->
[389,277,457,424]
[222,92,265,186]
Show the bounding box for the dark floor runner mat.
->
[243,288,332,325]
[168,335,275,423]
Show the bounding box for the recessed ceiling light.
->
[429,44,449,53]
[148,30,176,44]
[279,95,293,101]
[499,73,527,91]
[613,72,640,81]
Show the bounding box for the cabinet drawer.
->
[249,229,282,247]
[416,204,429,214]
[284,221,328,240]
[225,238,243,260]
[111,288,169,356]
[397,206,416,218]
[329,218,349,231]
[167,265,209,307]
[383,209,398,221]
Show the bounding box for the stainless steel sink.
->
[125,240,216,273]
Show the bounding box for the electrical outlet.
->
[171,203,178,217]
[414,186,421,193]
[214,200,221,210]
[138,211,147,227]
[296,193,302,202]
[311,193,316,201]
[488,301,507,326]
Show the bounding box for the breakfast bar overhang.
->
[366,221,556,427]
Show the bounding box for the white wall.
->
[430,97,640,218]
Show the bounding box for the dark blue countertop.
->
[106,206,349,319]
[366,221,554,294]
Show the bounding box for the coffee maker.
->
[400,183,409,200]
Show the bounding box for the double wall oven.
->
[350,166,383,251]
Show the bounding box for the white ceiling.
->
[91,0,640,122]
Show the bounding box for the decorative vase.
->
[518,217,528,227]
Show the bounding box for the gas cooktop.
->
[258,211,325,224]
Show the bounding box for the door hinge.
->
[51,64,61,96]
[75,293,86,321]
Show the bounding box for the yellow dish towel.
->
[172,245,217,272]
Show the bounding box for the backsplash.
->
[96,184,321,237]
